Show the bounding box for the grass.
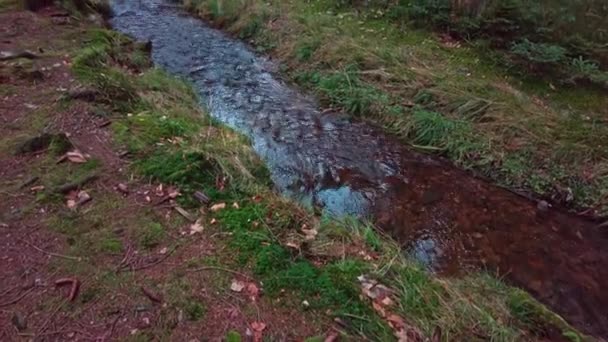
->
[59,27,591,341]
[184,0,608,216]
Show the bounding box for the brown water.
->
[109,0,608,337]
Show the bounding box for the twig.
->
[36,301,64,337]
[53,174,98,194]
[140,286,163,303]
[121,245,179,272]
[19,238,82,261]
[115,244,133,272]
[0,287,36,307]
[0,50,38,61]
[187,266,252,280]
[18,176,39,189]
[106,313,122,340]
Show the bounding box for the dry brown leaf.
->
[167,187,180,199]
[324,331,339,342]
[372,301,386,317]
[155,184,163,197]
[301,224,318,241]
[230,279,245,292]
[30,185,45,192]
[251,321,266,342]
[381,296,394,306]
[286,241,301,249]
[66,199,77,209]
[190,218,204,234]
[117,183,128,194]
[66,150,87,163]
[77,191,91,205]
[210,202,226,212]
[246,282,259,301]
[386,314,405,329]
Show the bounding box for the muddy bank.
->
[108,0,608,337]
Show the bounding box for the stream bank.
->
[108,0,607,338]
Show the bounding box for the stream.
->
[109,0,608,337]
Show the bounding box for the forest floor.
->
[0,1,593,341]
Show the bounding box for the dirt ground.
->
[0,7,330,341]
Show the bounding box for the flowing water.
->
[109,0,608,337]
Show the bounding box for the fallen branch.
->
[0,50,38,61]
[20,238,82,261]
[174,206,196,222]
[19,176,39,189]
[53,174,98,194]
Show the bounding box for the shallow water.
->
[110,0,608,337]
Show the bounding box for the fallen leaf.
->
[30,185,45,192]
[250,321,266,342]
[286,241,300,249]
[66,150,87,163]
[381,296,394,306]
[246,282,259,301]
[117,183,128,194]
[66,199,77,209]
[372,301,386,317]
[167,187,180,199]
[155,184,163,197]
[230,279,245,292]
[210,203,226,212]
[324,331,339,342]
[190,218,204,234]
[386,314,405,329]
[301,224,318,240]
[77,191,91,205]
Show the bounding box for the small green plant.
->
[314,68,386,116]
[510,39,567,65]
[184,300,206,321]
[225,330,242,342]
[138,222,165,249]
[99,237,122,253]
[295,40,320,62]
